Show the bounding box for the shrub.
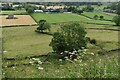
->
[90,39,97,45]
[36,20,51,33]
[113,15,120,26]
[49,22,87,54]
[99,15,104,20]
[94,15,98,20]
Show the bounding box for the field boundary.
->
[85,28,120,31]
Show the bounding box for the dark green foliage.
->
[90,39,97,45]
[49,23,87,53]
[2,3,15,10]
[67,6,83,14]
[25,4,37,14]
[36,20,51,33]
[117,2,120,15]
[99,16,104,20]
[94,15,98,20]
[113,15,120,26]
[82,5,94,12]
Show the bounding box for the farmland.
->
[1,9,28,15]
[81,12,115,21]
[0,15,37,27]
[2,24,119,78]
[31,13,114,25]
[1,2,119,79]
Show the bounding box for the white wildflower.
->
[29,61,33,64]
[74,59,77,61]
[12,66,15,69]
[90,53,94,55]
[64,51,68,53]
[60,52,63,54]
[3,51,7,53]
[59,59,62,61]
[32,58,39,61]
[38,61,42,64]
[83,49,87,52]
[64,56,68,59]
[38,67,44,70]
[73,50,77,53]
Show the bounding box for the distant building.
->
[12,4,22,8]
[34,10,43,13]
[103,9,116,13]
[1,2,13,7]
[46,6,65,10]
[31,4,45,8]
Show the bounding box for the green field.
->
[3,24,118,58]
[2,23,119,78]
[1,9,28,15]
[81,12,114,21]
[31,13,114,25]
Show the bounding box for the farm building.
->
[34,10,43,13]
[46,6,65,10]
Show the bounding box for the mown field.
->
[1,15,37,27]
[81,12,115,21]
[2,23,119,78]
[31,13,115,25]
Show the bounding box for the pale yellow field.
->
[1,15,37,27]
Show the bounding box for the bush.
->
[94,15,98,20]
[49,22,87,54]
[36,20,51,33]
[99,16,104,20]
[113,15,120,26]
[90,39,97,45]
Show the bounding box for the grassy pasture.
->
[1,9,28,15]
[31,13,114,25]
[2,23,119,78]
[3,24,119,58]
[81,12,114,21]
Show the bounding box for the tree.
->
[94,15,98,20]
[36,20,51,33]
[113,2,120,26]
[117,2,120,15]
[49,22,87,53]
[100,16,104,20]
[82,5,94,12]
[113,15,120,26]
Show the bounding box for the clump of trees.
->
[25,4,37,14]
[113,2,120,26]
[2,3,15,10]
[49,23,88,59]
[67,6,83,14]
[93,15,104,20]
[82,5,94,12]
[36,20,51,33]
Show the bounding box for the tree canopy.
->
[49,22,87,53]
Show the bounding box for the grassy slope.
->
[31,13,114,25]
[2,24,119,78]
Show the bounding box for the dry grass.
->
[1,15,37,27]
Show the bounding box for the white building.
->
[34,10,43,13]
